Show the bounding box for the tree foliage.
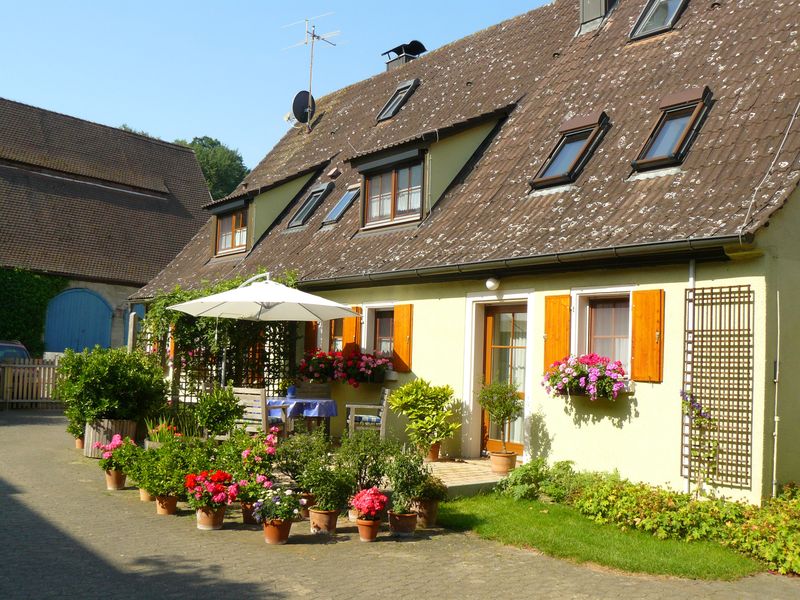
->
[176,136,250,200]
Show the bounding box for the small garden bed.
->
[438,495,763,580]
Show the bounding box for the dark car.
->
[0,340,31,362]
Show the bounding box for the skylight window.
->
[632,86,711,171]
[322,186,360,225]
[288,183,333,228]
[377,79,420,122]
[531,111,610,189]
[630,0,689,39]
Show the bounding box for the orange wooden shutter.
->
[544,295,571,371]
[631,289,665,383]
[342,306,362,357]
[304,321,319,354]
[392,304,413,372]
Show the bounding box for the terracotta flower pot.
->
[411,498,439,528]
[155,495,178,515]
[388,511,417,537]
[489,451,518,474]
[74,436,85,450]
[356,518,381,542]
[241,502,258,525]
[139,488,156,502]
[263,519,293,545]
[308,508,340,535]
[104,469,126,490]
[425,442,441,463]
[299,493,315,519]
[196,506,226,530]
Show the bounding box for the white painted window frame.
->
[570,284,634,372]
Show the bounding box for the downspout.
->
[772,291,781,497]
[685,259,696,494]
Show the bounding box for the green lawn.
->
[438,495,763,580]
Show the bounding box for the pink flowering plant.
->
[542,353,627,401]
[251,487,305,523]
[183,470,239,509]
[299,351,392,389]
[350,486,388,521]
[95,434,139,472]
[240,427,280,476]
[236,474,276,503]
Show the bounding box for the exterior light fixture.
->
[485,277,500,291]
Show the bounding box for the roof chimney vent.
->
[579,0,617,34]
[382,40,427,71]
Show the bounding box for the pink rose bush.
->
[350,486,388,521]
[542,353,626,401]
[298,351,392,388]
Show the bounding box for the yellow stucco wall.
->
[312,257,770,504]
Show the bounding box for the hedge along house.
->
[0,98,211,354]
[135,0,800,504]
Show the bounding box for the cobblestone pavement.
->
[2,411,799,600]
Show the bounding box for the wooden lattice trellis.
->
[682,285,754,489]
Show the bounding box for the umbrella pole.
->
[221,347,227,386]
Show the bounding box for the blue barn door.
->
[45,288,113,352]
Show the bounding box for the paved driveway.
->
[1,411,798,599]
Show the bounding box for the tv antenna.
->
[283,13,339,132]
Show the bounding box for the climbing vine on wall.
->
[0,268,68,356]
[140,270,299,400]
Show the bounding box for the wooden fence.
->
[0,358,61,408]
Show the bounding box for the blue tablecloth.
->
[267,397,338,418]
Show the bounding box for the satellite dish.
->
[292,90,316,124]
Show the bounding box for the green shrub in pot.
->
[388,378,460,455]
[195,383,245,438]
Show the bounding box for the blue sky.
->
[1,1,547,168]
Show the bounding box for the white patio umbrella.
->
[168,273,358,383]
[168,273,358,322]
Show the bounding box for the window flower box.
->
[541,353,628,401]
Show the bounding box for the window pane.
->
[368,175,391,222]
[589,297,630,370]
[376,310,394,337]
[512,312,527,347]
[332,319,343,337]
[540,130,592,179]
[492,313,513,347]
[234,227,246,246]
[217,214,233,251]
[637,0,683,36]
[511,347,526,392]
[290,190,323,227]
[332,338,343,352]
[491,348,511,384]
[644,109,693,160]
[324,189,358,224]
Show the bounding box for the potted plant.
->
[386,447,428,537]
[388,379,461,461]
[541,353,627,401]
[335,430,395,520]
[274,428,329,515]
[184,469,239,530]
[351,486,388,542]
[478,381,523,474]
[94,434,139,490]
[411,474,448,528]
[252,488,305,545]
[54,347,167,457]
[195,383,245,438]
[137,438,191,515]
[301,458,355,536]
[143,417,182,450]
[120,441,151,501]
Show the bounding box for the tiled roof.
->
[137,0,800,298]
[0,98,211,285]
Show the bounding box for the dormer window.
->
[216,208,247,254]
[377,79,420,122]
[288,183,333,228]
[632,87,711,171]
[531,111,609,189]
[365,161,423,226]
[323,185,360,225]
[630,0,689,40]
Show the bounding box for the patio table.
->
[267,397,337,436]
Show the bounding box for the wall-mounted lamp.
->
[485,277,500,291]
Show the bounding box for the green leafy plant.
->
[388,379,461,451]
[137,437,213,497]
[95,435,140,472]
[195,383,244,437]
[417,474,448,502]
[252,488,304,523]
[478,381,523,454]
[336,430,396,492]
[0,268,67,356]
[274,429,330,484]
[386,447,428,513]
[299,459,355,511]
[55,347,168,438]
